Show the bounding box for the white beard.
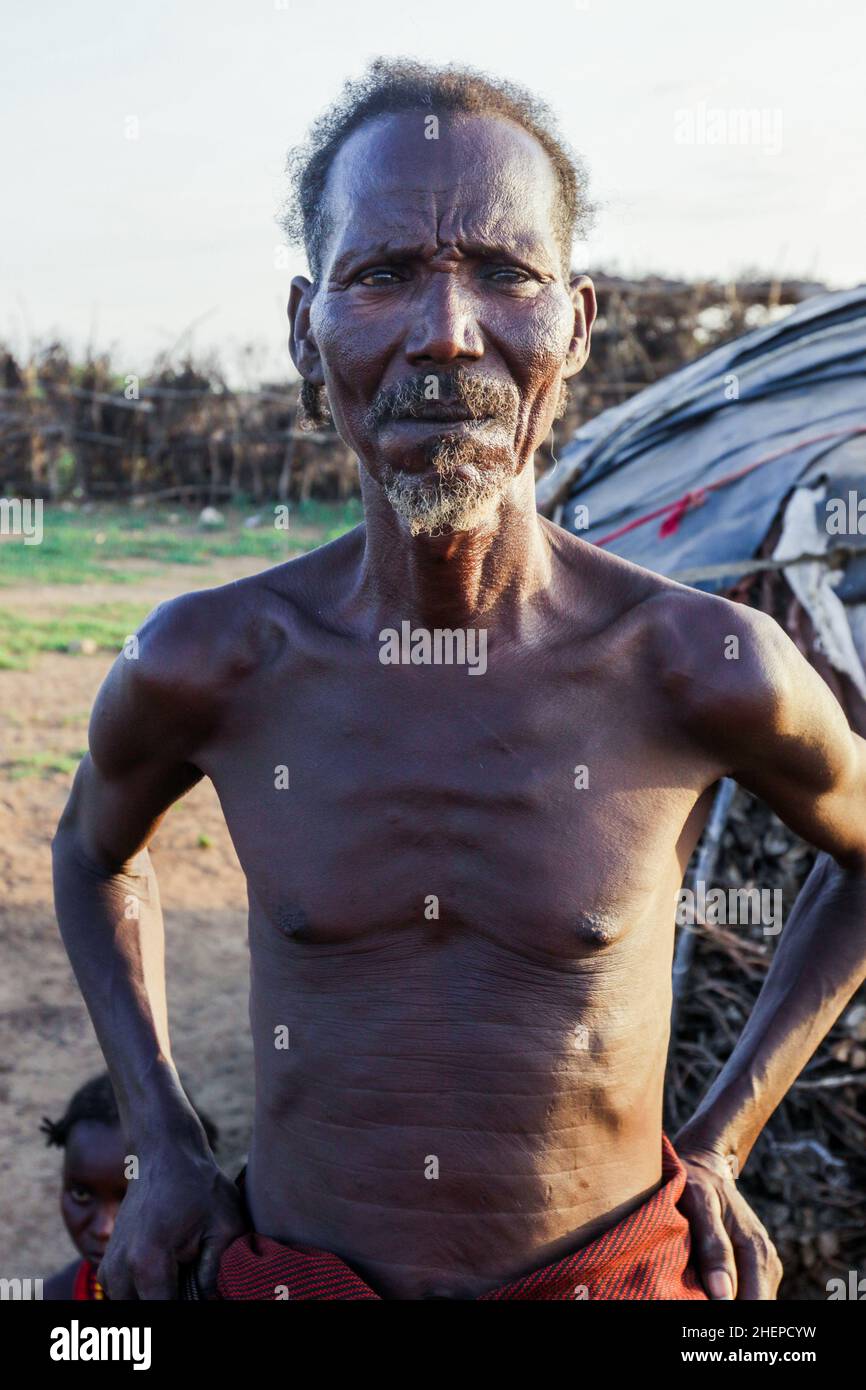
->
[381,438,514,537]
[382,467,510,537]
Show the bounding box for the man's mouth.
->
[364,368,518,433]
[393,404,491,423]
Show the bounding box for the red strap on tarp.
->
[593,425,866,548]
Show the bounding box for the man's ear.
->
[562,273,597,379]
[288,276,325,385]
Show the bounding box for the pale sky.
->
[3,0,864,383]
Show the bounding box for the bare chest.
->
[204,652,701,958]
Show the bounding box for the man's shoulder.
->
[551,526,790,720]
[132,579,268,694]
[133,526,363,691]
[89,544,348,769]
[638,580,793,737]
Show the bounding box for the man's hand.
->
[98,1143,248,1301]
[676,1145,782,1301]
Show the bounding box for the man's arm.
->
[52,593,249,1299]
[663,592,866,1297]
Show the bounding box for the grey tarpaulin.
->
[541,286,866,592]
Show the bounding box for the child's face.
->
[61,1120,128,1265]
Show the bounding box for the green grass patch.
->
[6,750,88,780]
[0,500,362,586]
[0,603,149,670]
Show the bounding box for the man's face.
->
[290,111,594,536]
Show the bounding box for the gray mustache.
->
[364,371,519,428]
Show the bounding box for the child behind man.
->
[41,1072,218,1299]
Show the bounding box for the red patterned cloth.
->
[217,1134,707,1301]
[72,1259,105,1300]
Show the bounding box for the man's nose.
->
[404,274,483,365]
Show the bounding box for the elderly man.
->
[53,59,866,1301]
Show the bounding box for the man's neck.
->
[353,469,553,634]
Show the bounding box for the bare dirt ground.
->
[0,559,266,1280]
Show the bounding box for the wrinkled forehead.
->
[320,110,563,273]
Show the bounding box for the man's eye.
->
[487,267,531,285]
[70,1186,92,1203]
[356,268,402,286]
